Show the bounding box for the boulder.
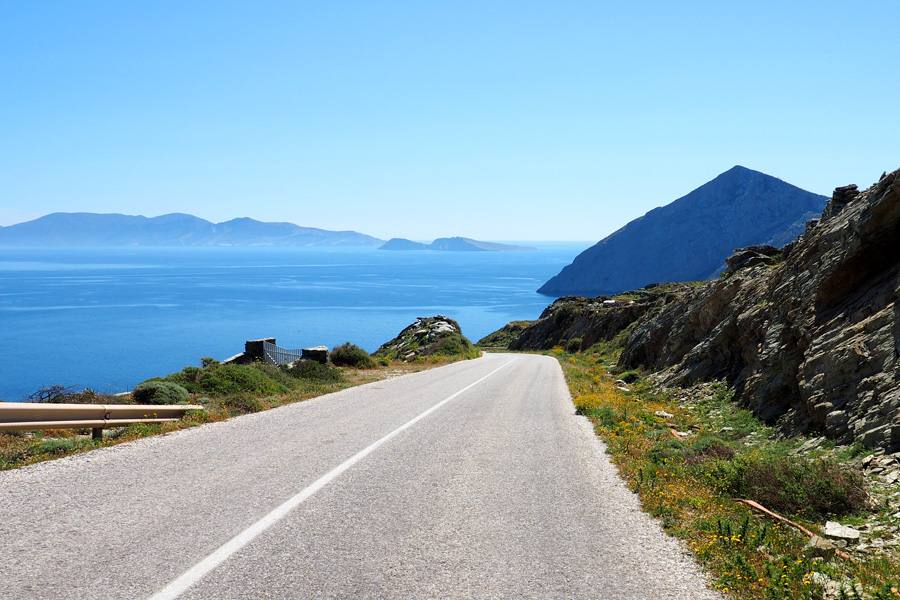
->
[724,245,781,274]
[823,521,861,542]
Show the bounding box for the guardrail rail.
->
[0,402,204,439]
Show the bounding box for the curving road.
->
[0,353,720,599]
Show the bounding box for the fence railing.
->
[262,341,303,365]
[0,402,204,439]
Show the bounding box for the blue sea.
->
[0,244,586,401]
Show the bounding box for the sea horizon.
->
[0,243,588,401]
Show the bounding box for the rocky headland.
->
[489,167,900,452]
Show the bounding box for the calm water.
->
[0,244,584,400]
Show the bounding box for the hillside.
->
[538,166,827,296]
[0,213,383,247]
[487,167,900,451]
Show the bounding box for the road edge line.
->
[148,355,518,600]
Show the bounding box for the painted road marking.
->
[148,356,518,600]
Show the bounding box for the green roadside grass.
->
[553,346,899,600]
[0,356,455,471]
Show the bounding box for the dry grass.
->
[555,347,899,600]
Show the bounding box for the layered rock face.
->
[620,169,900,450]
[538,166,827,297]
[506,289,682,351]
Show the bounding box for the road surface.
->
[0,353,720,599]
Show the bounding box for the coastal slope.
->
[487,167,900,451]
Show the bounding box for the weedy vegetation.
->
[132,380,191,405]
[329,342,376,368]
[0,348,450,471]
[554,345,899,599]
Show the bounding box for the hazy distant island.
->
[380,237,538,252]
[0,213,384,247]
[0,213,541,252]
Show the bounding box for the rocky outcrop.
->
[477,321,533,348]
[724,245,781,274]
[374,316,479,361]
[619,168,900,451]
[490,284,691,352]
[538,166,827,297]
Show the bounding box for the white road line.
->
[148,356,518,600]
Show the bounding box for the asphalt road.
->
[0,353,720,599]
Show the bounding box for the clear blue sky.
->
[2,1,897,241]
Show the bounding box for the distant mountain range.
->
[0,213,383,247]
[538,166,829,297]
[380,237,537,252]
[0,213,541,252]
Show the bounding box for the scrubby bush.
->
[732,456,868,519]
[684,436,736,461]
[619,370,640,384]
[703,452,867,519]
[329,343,375,368]
[285,360,343,382]
[553,304,577,325]
[565,337,583,353]
[164,363,289,396]
[220,393,264,415]
[133,381,190,405]
[424,333,481,359]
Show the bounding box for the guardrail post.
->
[92,428,103,440]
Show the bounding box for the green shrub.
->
[565,337,583,353]
[619,370,640,384]
[553,304,577,325]
[648,438,687,464]
[221,393,264,415]
[377,357,390,366]
[731,456,867,519]
[329,343,375,368]
[424,333,480,359]
[248,362,299,389]
[684,436,736,461]
[285,360,343,382]
[165,363,288,396]
[133,381,190,405]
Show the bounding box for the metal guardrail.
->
[263,340,303,365]
[0,403,204,439]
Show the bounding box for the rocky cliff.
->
[538,166,827,297]
[493,168,900,451]
[619,169,900,451]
